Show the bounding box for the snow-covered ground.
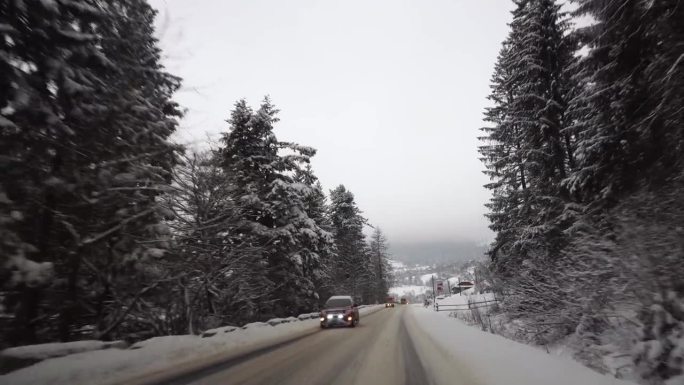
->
[425,293,640,384]
[431,290,501,332]
[0,306,384,385]
[434,288,484,304]
[419,273,436,285]
[1,340,126,361]
[420,273,474,287]
[388,259,430,274]
[2,304,639,385]
[388,259,405,270]
[389,285,429,298]
[407,306,635,385]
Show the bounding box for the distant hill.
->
[389,240,487,265]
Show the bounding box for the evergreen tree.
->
[566,0,684,203]
[478,0,581,345]
[0,0,181,344]
[568,1,684,382]
[83,0,183,342]
[328,185,371,302]
[506,0,573,256]
[480,0,573,277]
[481,0,684,380]
[295,169,336,306]
[219,98,330,317]
[479,41,530,272]
[164,151,264,333]
[368,227,393,303]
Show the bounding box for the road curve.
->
[158,306,431,385]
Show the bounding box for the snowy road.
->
[146,306,430,385]
[2,304,635,385]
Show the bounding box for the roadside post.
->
[431,276,436,311]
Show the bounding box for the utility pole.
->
[446,278,452,297]
[431,275,436,311]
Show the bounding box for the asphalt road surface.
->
[159,306,433,385]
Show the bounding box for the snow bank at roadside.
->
[1,340,127,361]
[0,305,384,385]
[0,340,128,375]
[431,293,641,382]
[407,306,636,385]
[0,321,316,385]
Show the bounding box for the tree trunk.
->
[185,285,194,335]
[59,248,82,341]
[11,287,41,345]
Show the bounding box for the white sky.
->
[149,0,515,245]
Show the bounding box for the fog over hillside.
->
[389,240,487,265]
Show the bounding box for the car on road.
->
[385,296,395,307]
[400,298,408,305]
[319,295,359,328]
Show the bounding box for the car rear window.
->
[325,298,352,308]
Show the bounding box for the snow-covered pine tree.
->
[566,0,683,203]
[565,0,653,204]
[478,0,582,347]
[294,169,337,307]
[506,0,573,257]
[643,1,684,182]
[274,142,334,314]
[84,0,183,342]
[1,0,103,344]
[217,100,274,319]
[368,227,393,304]
[480,0,573,276]
[479,40,530,274]
[567,1,684,382]
[219,98,331,318]
[295,167,333,235]
[0,0,182,344]
[566,0,684,197]
[328,185,372,303]
[163,150,264,333]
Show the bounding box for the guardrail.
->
[434,298,499,312]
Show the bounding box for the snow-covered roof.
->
[327,295,353,300]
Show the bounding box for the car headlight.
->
[320,317,325,321]
[327,314,333,319]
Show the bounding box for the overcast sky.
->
[148,0,515,246]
